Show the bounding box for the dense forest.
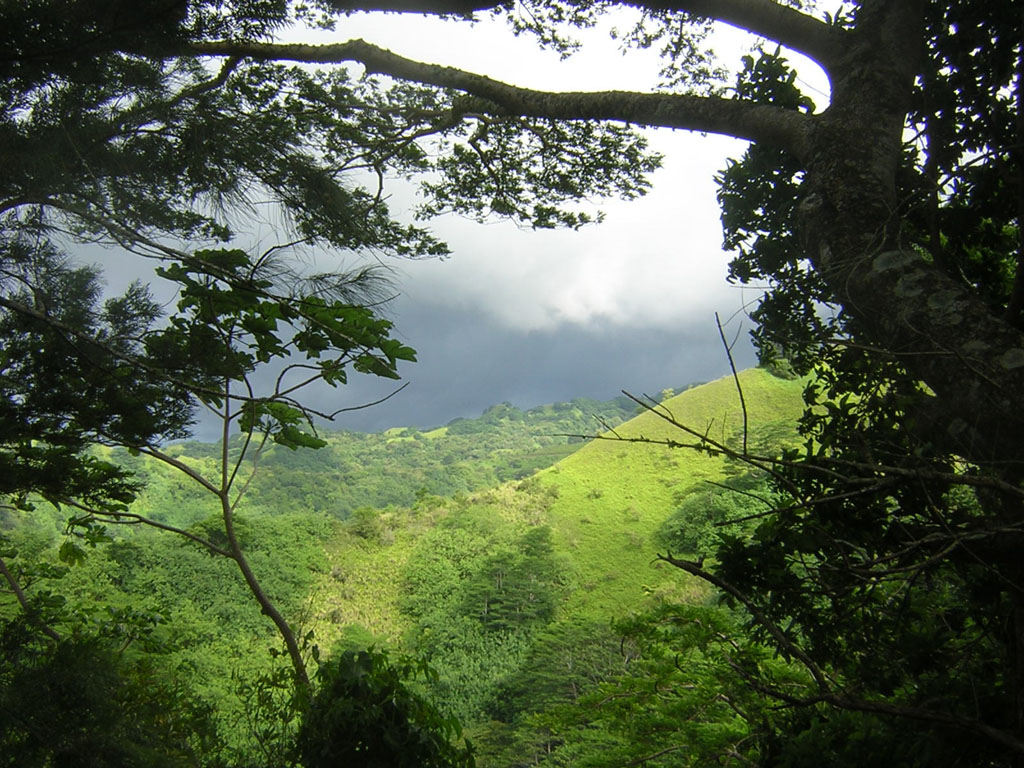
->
[121,394,641,521]
[3,0,1023,766]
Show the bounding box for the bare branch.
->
[327,381,411,418]
[324,0,847,72]
[589,394,1024,502]
[622,742,690,767]
[132,443,221,496]
[72,508,232,558]
[658,553,832,690]
[716,312,748,455]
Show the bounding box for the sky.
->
[99,9,831,437]
[299,10,832,433]
[328,120,762,432]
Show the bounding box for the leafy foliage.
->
[0,247,190,513]
[530,603,802,768]
[716,49,833,372]
[1,370,807,766]
[681,10,1024,762]
[0,619,220,768]
[297,649,475,768]
[397,505,570,723]
[656,472,771,555]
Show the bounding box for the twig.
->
[0,556,62,641]
[716,312,749,455]
[64,502,231,558]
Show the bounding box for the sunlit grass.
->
[314,368,805,642]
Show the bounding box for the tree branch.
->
[0,555,62,642]
[640,0,847,72]
[216,378,310,690]
[186,38,812,155]
[132,442,221,496]
[69,505,233,558]
[325,0,847,72]
[675,557,1024,756]
[659,553,832,691]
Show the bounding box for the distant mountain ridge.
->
[119,389,673,523]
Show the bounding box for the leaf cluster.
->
[297,648,475,768]
[694,9,1024,756]
[0,244,191,512]
[716,47,832,373]
[0,619,220,768]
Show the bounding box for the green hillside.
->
[318,367,804,640]
[111,394,639,528]
[538,367,806,617]
[311,367,806,762]
[3,367,805,765]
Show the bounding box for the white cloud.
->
[291,11,832,337]
[391,127,753,333]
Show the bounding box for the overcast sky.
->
[304,11,833,433]
[330,120,762,432]
[99,10,831,436]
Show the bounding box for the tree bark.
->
[188,39,812,153]
[794,0,1024,465]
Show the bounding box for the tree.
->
[1,0,656,634]
[147,0,1021,455]
[2,2,658,759]
[4,0,1024,762]
[77,0,1018,760]
[296,649,475,768]
[0,617,221,768]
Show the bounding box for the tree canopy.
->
[3,0,1023,764]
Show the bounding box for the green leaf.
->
[274,425,328,450]
[58,541,87,567]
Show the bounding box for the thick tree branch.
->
[327,0,847,73]
[187,38,812,154]
[638,0,846,72]
[789,0,1024,467]
[806,243,1024,466]
[324,0,489,12]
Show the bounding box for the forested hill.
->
[1,367,806,766]
[312,366,807,765]
[111,392,644,523]
[6,1,1021,763]
[316,365,804,641]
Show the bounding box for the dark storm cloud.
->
[324,297,758,433]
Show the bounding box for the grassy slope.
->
[538,367,806,619]
[316,368,806,645]
[314,509,423,645]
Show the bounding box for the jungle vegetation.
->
[2,0,1023,765]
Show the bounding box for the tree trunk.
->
[797,0,1024,466]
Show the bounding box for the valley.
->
[2,366,805,765]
